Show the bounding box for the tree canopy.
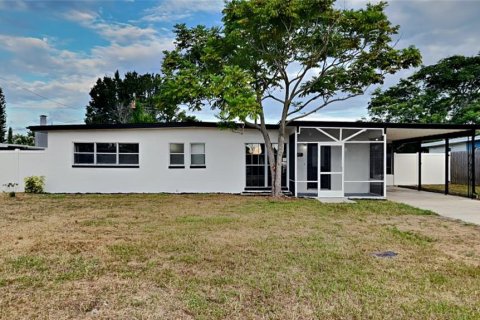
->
[5,127,34,146]
[0,87,6,143]
[368,54,480,124]
[85,71,196,124]
[161,0,421,196]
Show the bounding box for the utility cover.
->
[372,251,398,258]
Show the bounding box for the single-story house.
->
[5,117,472,198]
[422,135,480,153]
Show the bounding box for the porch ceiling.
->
[386,128,473,143]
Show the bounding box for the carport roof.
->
[290,121,479,143]
[28,120,478,143]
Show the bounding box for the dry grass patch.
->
[0,193,479,319]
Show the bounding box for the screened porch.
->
[289,127,386,198]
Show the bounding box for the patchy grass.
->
[387,226,436,245]
[0,194,479,319]
[421,184,479,199]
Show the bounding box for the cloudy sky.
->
[0,0,479,132]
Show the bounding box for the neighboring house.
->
[0,117,477,198]
[422,135,480,153]
[0,143,43,151]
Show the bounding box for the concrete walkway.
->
[387,187,480,225]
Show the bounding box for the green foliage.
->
[0,87,6,143]
[162,0,421,124]
[7,127,12,144]
[368,54,480,123]
[85,70,196,124]
[24,176,45,194]
[12,130,34,146]
[160,0,421,194]
[5,127,34,146]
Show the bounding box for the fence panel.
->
[450,150,480,185]
[0,150,47,192]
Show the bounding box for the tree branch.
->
[286,93,363,124]
[262,94,285,104]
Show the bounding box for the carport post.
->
[471,131,476,198]
[445,138,449,195]
[418,141,422,191]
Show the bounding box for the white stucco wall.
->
[50,127,282,193]
[0,127,280,194]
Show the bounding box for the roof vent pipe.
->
[35,115,48,148]
[40,115,47,126]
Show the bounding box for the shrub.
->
[24,176,45,194]
[2,182,18,197]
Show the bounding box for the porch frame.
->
[292,126,387,199]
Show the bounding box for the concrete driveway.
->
[387,187,480,225]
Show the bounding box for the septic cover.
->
[372,251,398,258]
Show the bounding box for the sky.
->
[0,0,479,132]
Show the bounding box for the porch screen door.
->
[318,144,343,197]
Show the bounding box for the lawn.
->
[421,184,479,199]
[0,194,479,319]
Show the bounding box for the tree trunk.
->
[273,130,285,197]
[257,123,277,196]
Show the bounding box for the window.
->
[74,143,94,164]
[190,143,206,167]
[73,143,139,167]
[245,143,265,187]
[169,143,184,167]
[96,143,116,164]
[119,143,139,164]
[245,143,287,188]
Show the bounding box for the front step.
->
[242,190,293,196]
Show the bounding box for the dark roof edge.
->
[290,121,480,130]
[27,120,480,131]
[28,121,278,131]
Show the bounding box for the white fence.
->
[393,153,447,186]
[0,150,47,192]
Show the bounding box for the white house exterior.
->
[1,120,477,198]
[42,126,284,194]
[422,135,480,153]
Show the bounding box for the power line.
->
[0,75,80,110]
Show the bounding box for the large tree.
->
[85,71,195,124]
[368,54,480,124]
[0,87,6,143]
[7,127,13,144]
[161,0,421,196]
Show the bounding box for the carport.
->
[385,123,479,199]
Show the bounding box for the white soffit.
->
[386,128,471,142]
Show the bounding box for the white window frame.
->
[169,143,185,168]
[95,142,117,165]
[118,143,140,166]
[190,143,206,168]
[73,142,95,165]
[73,142,139,167]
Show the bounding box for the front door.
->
[318,143,343,197]
[307,144,318,190]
